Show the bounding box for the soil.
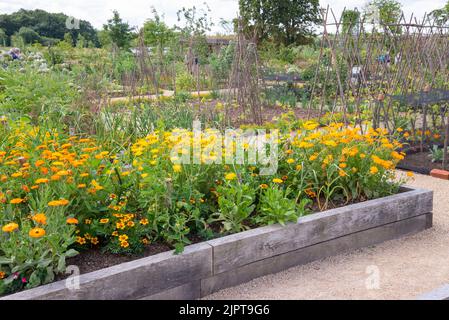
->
[57,242,172,280]
[398,143,448,173]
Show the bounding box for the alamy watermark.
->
[169,120,279,175]
[65,16,80,30]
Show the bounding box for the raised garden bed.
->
[1,186,433,300]
[397,144,447,175]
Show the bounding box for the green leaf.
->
[0,257,13,265]
[64,249,79,258]
[57,256,66,273]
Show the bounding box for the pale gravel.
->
[204,171,449,300]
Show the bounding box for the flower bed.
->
[1,185,433,300]
[1,118,413,295]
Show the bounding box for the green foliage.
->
[239,0,321,46]
[342,9,361,34]
[256,187,310,225]
[16,27,41,45]
[0,29,7,47]
[214,183,256,233]
[364,0,402,34]
[431,0,449,25]
[103,10,135,49]
[0,64,78,120]
[143,9,177,49]
[0,9,98,47]
[428,145,448,163]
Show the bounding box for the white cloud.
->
[0,0,446,33]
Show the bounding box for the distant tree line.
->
[0,9,99,47]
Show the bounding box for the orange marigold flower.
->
[66,217,78,225]
[35,178,49,184]
[48,199,69,207]
[29,227,46,238]
[10,198,24,204]
[2,222,19,233]
[32,213,47,225]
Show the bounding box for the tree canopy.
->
[0,9,98,47]
[431,0,449,25]
[103,10,135,49]
[238,0,321,46]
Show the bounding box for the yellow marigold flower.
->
[11,172,23,178]
[339,163,347,169]
[225,172,237,180]
[91,237,99,245]
[141,173,148,178]
[77,184,86,189]
[85,219,92,225]
[140,218,149,225]
[323,140,337,147]
[10,198,24,204]
[76,236,86,245]
[116,222,125,230]
[273,178,283,184]
[2,222,19,233]
[100,218,109,224]
[259,184,268,189]
[403,132,410,138]
[120,241,129,248]
[370,166,379,175]
[407,171,414,178]
[32,213,47,225]
[119,234,129,242]
[56,170,70,176]
[303,120,319,130]
[29,227,46,238]
[339,170,347,177]
[173,164,182,173]
[35,178,49,184]
[397,128,403,132]
[127,221,135,227]
[80,173,89,177]
[48,199,69,206]
[66,217,79,225]
[112,231,119,237]
[296,164,302,171]
[286,158,295,164]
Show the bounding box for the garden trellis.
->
[308,6,449,167]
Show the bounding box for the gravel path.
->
[204,172,449,300]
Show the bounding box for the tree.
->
[103,10,135,49]
[0,9,99,47]
[430,1,449,25]
[17,27,41,45]
[342,9,361,34]
[0,28,7,46]
[239,0,321,46]
[63,32,74,47]
[364,0,402,34]
[143,8,176,49]
[76,34,86,48]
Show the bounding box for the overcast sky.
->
[0,0,446,33]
